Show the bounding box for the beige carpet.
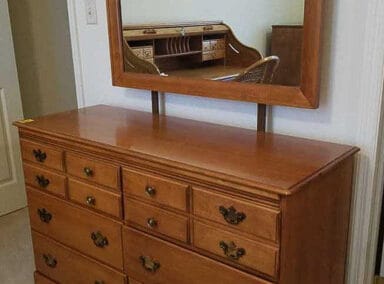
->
[0,208,35,284]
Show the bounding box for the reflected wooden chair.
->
[234,56,280,84]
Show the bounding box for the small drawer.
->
[34,272,56,284]
[142,47,154,59]
[125,198,188,242]
[23,163,66,198]
[20,139,64,171]
[123,168,188,212]
[202,50,225,61]
[216,38,226,49]
[66,153,120,189]
[123,227,270,284]
[28,188,123,270]
[68,179,122,218]
[32,231,126,284]
[193,188,280,242]
[131,47,144,58]
[203,41,211,51]
[193,221,278,278]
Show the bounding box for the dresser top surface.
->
[15,105,358,195]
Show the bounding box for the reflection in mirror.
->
[120,0,304,86]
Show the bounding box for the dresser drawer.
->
[66,153,120,189]
[123,227,271,284]
[20,139,64,171]
[193,221,278,278]
[193,188,280,242]
[123,168,188,211]
[34,272,56,284]
[27,188,123,269]
[68,179,122,218]
[24,163,66,198]
[125,198,188,242]
[32,231,126,284]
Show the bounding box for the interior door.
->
[0,0,26,216]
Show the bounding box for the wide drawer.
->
[20,139,64,171]
[27,188,123,269]
[66,153,120,189]
[123,227,272,284]
[34,272,55,284]
[193,221,278,278]
[123,168,188,212]
[193,188,280,242]
[68,179,122,218]
[23,163,66,198]
[32,231,126,284]
[125,198,188,242]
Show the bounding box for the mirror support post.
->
[151,91,160,115]
[257,104,267,132]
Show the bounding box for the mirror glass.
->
[120,0,305,86]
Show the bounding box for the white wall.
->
[121,0,304,55]
[68,0,384,282]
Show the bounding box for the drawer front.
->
[203,41,211,52]
[66,153,120,189]
[125,198,188,242]
[27,188,123,269]
[123,227,271,284]
[34,272,56,284]
[32,231,126,284]
[202,50,225,61]
[142,47,154,59]
[123,168,188,211]
[193,188,280,242]
[24,163,66,198]
[21,139,64,171]
[193,221,278,278]
[68,179,122,218]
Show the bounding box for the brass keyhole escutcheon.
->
[219,206,246,225]
[43,254,57,268]
[86,196,96,206]
[33,149,47,163]
[140,256,160,273]
[84,167,94,177]
[145,186,156,197]
[219,241,246,260]
[91,231,108,248]
[38,208,52,223]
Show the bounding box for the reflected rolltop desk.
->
[122,22,264,81]
[15,105,359,284]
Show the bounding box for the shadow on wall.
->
[8,0,78,118]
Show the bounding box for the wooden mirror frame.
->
[106,0,324,108]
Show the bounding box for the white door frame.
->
[66,0,384,283]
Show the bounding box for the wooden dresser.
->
[14,105,358,284]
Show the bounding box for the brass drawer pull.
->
[84,167,94,177]
[33,149,47,163]
[219,206,246,225]
[219,241,246,260]
[145,186,156,197]
[203,25,214,31]
[147,218,158,228]
[86,196,96,206]
[38,208,52,223]
[43,254,57,268]
[36,175,50,188]
[91,231,109,248]
[140,256,160,273]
